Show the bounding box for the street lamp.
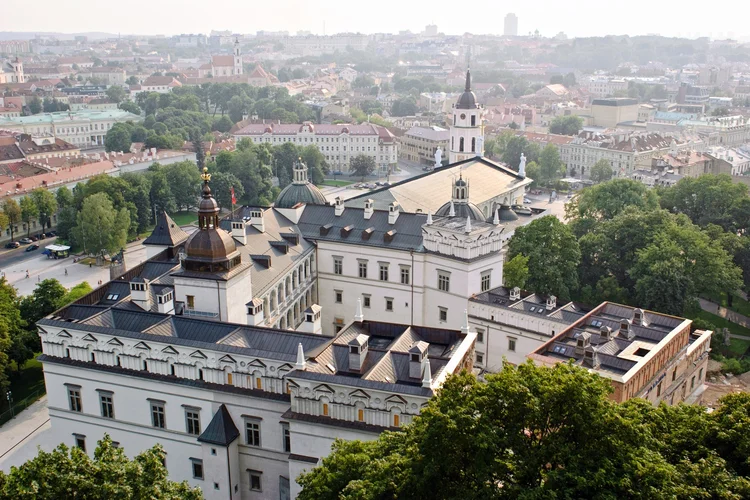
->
[6,390,13,418]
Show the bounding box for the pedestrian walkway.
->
[0,396,54,471]
[699,298,750,331]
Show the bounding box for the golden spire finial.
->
[200,166,211,183]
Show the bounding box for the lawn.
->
[320,180,354,187]
[689,310,750,358]
[704,292,750,318]
[170,211,198,226]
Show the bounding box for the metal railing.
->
[0,389,46,427]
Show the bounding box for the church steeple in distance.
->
[449,68,484,164]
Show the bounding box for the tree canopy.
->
[350,154,376,180]
[0,434,202,499]
[549,115,583,136]
[298,362,750,500]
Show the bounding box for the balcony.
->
[183,307,219,319]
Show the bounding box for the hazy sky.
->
[0,0,741,40]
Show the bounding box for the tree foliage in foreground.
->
[0,435,201,499]
[298,363,750,500]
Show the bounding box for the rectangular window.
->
[358,261,368,279]
[699,368,704,381]
[400,266,410,285]
[245,421,261,447]
[333,257,343,275]
[508,337,517,352]
[438,272,450,292]
[281,423,291,453]
[481,271,491,292]
[476,329,485,344]
[439,307,447,322]
[357,408,364,421]
[191,459,204,480]
[476,353,484,364]
[363,295,371,308]
[74,434,86,452]
[379,263,389,281]
[255,377,262,390]
[227,373,233,385]
[151,401,166,429]
[99,393,114,419]
[186,409,201,435]
[249,471,262,492]
[186,295,195,309]
[68,387,82,412]
[385,298,393,312]
[322,403,329,416]
[335,290,342,304]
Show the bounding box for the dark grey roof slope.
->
[297,205,426,252]
[275,183,327,209]
[143,212,189,247]
[198,404,240,446]
[435,201,484,220]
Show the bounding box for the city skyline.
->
[0,0,741,40]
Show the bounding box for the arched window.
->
[471,115,476,126]
[459,137,464,152]
[471,137,476,152]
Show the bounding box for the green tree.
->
[525,161,541,187]
[352,75,375,88]
[19,279,67,326]
[190,129,206,169]
[211,172,244,209]
[538,143,564,185]
[549,115,583,136]
[19,196,37,237]
[30,189,57,231]
[104,123,132,153]
[212,115,234,133]
[55,186,73,209]
[105,85,126,103]
[118,101,141,115]
[508,216,580,300]
[1,199,21,242]
[147,166,177,216]
[299,363,750,499]
[27,96,42,115]
[0,434,202,499]
[503,254,529,290]
[350,154,376,180]
[72,193,130,256]
[164,161,200,212]
[0,278,22,388]
[58,282,94,307]
[589,158,614,183]
[390,97,417,116]
[501,136,540,170]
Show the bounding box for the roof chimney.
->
[348,334,369,372]
[575,332,591,355]
[619,319,634,340]
[509,287,521,301]
[363,198,374,220]
[295,343,306,370]
[388,201,400,224]
[409,342,429,379]
[545,295,556,311]
[600,325,612,341]
[354,298,364,322]
[334,196,345,216]
[231,220,246,245]
[632,308,644,326]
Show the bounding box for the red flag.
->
[230,186,236,205]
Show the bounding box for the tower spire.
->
[464,68,472,92]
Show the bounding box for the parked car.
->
[25,244,39,252]
[524,197,532,204]
[4,242,20,249]
[19,237,32,244]
[332,170,344,176]
[37,233,46,240]
[29,236,38,242]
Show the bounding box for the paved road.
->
[0,396,53,471]
[699,298,750,331]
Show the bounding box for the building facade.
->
[400,126,449,165]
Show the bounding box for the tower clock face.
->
[460,113,466,120]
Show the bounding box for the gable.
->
[81,334,98,342]
[161,346,179,355]
[190,350,207,359]
[134,341,151,350]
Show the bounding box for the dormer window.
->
[410,353,420,363]
[350,345,359,354]
[577,338,584,347]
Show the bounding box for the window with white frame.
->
[185,408,201,435]
[150,400,166,429]
[67,385,82,412]
[438,271,450,292]
[335,290,343,304]
[249,470,262,491]
[481,271,492,292]
[281,423,291,453]
[439,307,447,322]
[245,419,261,447]
[385,297,394,311]
[379,263,389,281]
[476,328,485,344]
[400,266,411,285]
[333,257,343,275]
[508,337,517,352]
[191,458,204,480]
[358,260,368,279]
[99,391,114,419]
[362,294,371,308]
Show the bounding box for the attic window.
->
[584,350,593,358]
[349,345,359,354]
[410,353,420,362]
[106,294,119,301]
[634,348,650,357]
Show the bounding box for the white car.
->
[523,197,532,204]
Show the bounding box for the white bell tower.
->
[234,38,243,75]
[449,69,484,164]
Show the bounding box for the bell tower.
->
[234,38,242,75]
[449,69,484,164]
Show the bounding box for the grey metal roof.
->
[275,182,327,209]
[435,201,484,221]
[198,404,240,446]
[297,205,427,252]
[143,212,189,247]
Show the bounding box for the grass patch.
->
[76,257,99,266]
[688,310,750,359]
[704,292,750,318]
[170,211,198,226]
[320,180,353,187]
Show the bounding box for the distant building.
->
[529,302,712,405]
[198,39,243,78]
[590,98,639,128]
[131,76,183,96]
[449,70,485,164]
[400,126,449,164]
[233,122,397,174]
[504,13,518,37]
[583,77,628,98]
[535,84,569,101]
